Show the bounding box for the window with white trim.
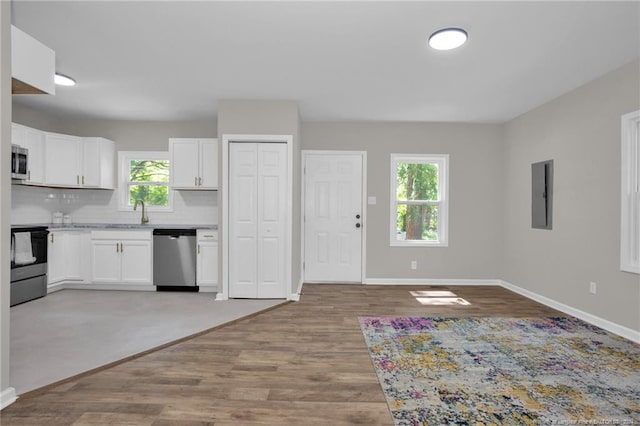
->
[621,110,640,274]
[118,151,173,211]
[390,154,449,247]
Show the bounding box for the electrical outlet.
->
[411,260,417,270]
[589,282,597,294]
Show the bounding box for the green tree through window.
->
[391,154,448,246]
[397,163,439,240]
[128,159,169,207]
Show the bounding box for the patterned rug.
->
[359,316,640,425]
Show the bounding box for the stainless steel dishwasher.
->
[152,229,197,290]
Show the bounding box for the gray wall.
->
[12,104,217,151]
[503,60,640,331]
[302,122,504,280]
[1,0,12,403]
[217,100,302,294]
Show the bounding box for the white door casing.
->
[228,142,288,299]
[303,151,365,283]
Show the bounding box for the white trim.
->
[300,150,367,284]
[0,387,17,410]
[221,134,293,300]
[47,282,156,292]
[288,278,304,301]
[390,153,449,247]
[501,280,640,344]
[365,278,501,286]
[363,277,639,343]
[620,110,640,274]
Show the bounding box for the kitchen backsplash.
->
[11,184,217,225]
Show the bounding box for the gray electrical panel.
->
[532,160,553,229]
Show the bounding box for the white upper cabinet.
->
[11,25,55,95]
[82,137,115,189]
[17,128,116,189]
[44,132,83,187]
[170,138,218,190]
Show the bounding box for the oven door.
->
[10,228,48,270]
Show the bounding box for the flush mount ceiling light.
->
[428,28,468,51]
[54,73,76,86]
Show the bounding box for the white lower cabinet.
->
[91,230,152,285]
[47,230,90,288]
[196,229,218,291]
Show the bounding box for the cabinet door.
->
[47,231,65,285]
[170,139,199,188]
[197,241,218,286]
[44,133,82,186]
[91,240,121,283]
[22,127,45,184]
[120,240,152,284]
[199,139,218,189]
[82,137,115,189]
[64,232,88,282]
[82,138,101,187]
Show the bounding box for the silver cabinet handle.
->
[197,244,200,254]
[76,175,80,185]
[195,177,198,186]
[82,176,85,185]
[199,177,202,186]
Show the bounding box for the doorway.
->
[302,151,366,283]
[220,134,293,300]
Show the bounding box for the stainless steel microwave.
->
[11,144,28,180]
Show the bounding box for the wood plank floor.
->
[1,284,565,425]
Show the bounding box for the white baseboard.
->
[365,278,502,286]
[288,278,304,301]
[0,387,17,410]
[48,282,156,292]
[501,280,640,344]
[214,293,227,301]
[357,277,639,343]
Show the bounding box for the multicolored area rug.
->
[359,316,640,425]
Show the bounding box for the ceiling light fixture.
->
[54,73,76,86]
[428,28,468,51]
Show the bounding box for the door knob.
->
[356,214,361,219]
[356,223,361,228]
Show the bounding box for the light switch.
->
[367,196,377,205]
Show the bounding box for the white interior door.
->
[229,144,258,298]
[257,144,287,298]
[229,143,287,298]
[304,152,363,282]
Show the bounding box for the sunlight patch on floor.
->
[416,297,471,306]
[411,290,471,306]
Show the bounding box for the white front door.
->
[229,142,287,298]
[304,152,364,282]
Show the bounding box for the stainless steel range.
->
[10,226,49,306]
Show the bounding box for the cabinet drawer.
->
[91,230,152,241]
[197,229,218,241]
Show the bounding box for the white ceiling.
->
[10,1,640,123]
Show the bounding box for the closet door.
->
[257,143,287,298]
[229,143,287,299]
[229,143,258,298]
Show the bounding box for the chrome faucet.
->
[133,199,149,224]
